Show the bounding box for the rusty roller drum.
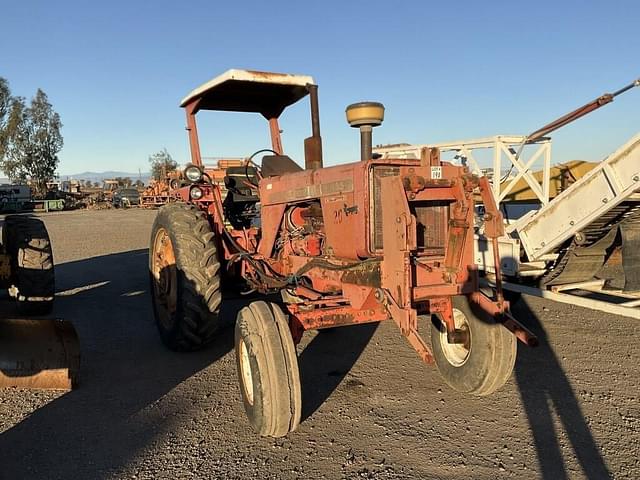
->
[0,319,80,390]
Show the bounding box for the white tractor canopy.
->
[180,69,315,118]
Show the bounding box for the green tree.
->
[149,148,177,181]
[2,89,63,194]
[0,78,10,159]
[2,97,28,181]
[0,78,24,163]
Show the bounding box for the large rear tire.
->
[149,202,222,351]
[3,215,55,315]
[235,301,302,437]
[430,295,516,396]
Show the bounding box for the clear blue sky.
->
[1,0,638,176]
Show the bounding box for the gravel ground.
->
[0,209,638,480]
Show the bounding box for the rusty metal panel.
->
[371,166,400,251]
[0,319,80,390]
[380,175,414,309]
[259,162,370,260]
[267,179,354,204]
[257,203,287,257]
[260,165,357,206]
[320,192,359,259]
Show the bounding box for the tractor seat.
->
[261,155,303,177]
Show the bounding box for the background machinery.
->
[149,69,536,438]
[141,160,244,208]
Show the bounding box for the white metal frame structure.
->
[374,135,553,206]
[482,278,640,320]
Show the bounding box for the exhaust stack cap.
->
[346,102,385,128]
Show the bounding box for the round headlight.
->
[190,186,203,200]
[184,164,203,183]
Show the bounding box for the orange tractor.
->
[141,178,175,208]
[149,70,536,437]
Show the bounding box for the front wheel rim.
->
[239,339,254,405]
[439,308,471,367]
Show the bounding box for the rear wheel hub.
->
[152,228,177,329]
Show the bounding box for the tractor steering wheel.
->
[245,149,279,187]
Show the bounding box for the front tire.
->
[430,295,516,396]
[149,203,222,351]
[3,215,55,315]
[235,301,302,437]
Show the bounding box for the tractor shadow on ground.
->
[0,249,241,480]
[512,297,612,480]
[297,323,378,421]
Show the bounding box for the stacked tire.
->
[3,215,55,315]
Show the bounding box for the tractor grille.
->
[371,166,448,255]
[372,166,399,251]
[413,202,448,255]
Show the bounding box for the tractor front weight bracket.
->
[384,293,434,364]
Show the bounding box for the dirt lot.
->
[0,209,638,480]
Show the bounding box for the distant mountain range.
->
[58,171,152,184]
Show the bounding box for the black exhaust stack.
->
[304,84,323,170]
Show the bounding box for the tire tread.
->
[150,202,222,351]
[235,301,301,437]
[3,215,55,315]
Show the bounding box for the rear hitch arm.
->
[501,310,539,347]
[471,290,538,347]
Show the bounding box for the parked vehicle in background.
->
[0,184,32,212]
[112,188,141,208]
